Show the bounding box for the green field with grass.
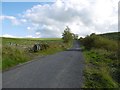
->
[80,32,120,88]
[2,37,72,70]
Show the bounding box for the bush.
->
[94,36,118,51]
[82,35,95,50]
[82,35,118,51]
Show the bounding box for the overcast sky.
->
[1,0,119,38]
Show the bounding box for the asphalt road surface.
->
[3,40,85,88]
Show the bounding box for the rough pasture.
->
[2,37,71,70]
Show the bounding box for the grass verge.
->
[2,38,72,71]
[83,48,119,88]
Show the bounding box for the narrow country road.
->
[3,41,85,88]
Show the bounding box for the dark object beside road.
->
[32,43,49,52]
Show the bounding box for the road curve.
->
[3,41,85,88]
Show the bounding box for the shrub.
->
[82,35,95,50]
[94,36,118,51]
[82,35,118,51]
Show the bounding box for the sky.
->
[1,0,119,38]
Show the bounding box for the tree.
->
[74,34,79,40]
[90,33,96,36]
[62,26,73,43]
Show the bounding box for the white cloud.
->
[26,35,36,38]
[0,16,4,21]
[5,0,118,38]
[35,32,40,35]
[27,27,31,30]
[1,15,21,25]
[23,0,118,37]
[2,34,36,38]
[2,34,20,38]
[20,19,27,23]
[2,34,15,38]
[1,15,28,26]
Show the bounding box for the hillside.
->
[98,32,120,41]
[81,32,120,88]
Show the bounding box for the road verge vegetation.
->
[2,38,72,71]
[2,26,76,71]
[80,33,120,88]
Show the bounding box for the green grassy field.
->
[2,37,72,70]
[81,32,120,88]
[2,37,62,45]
